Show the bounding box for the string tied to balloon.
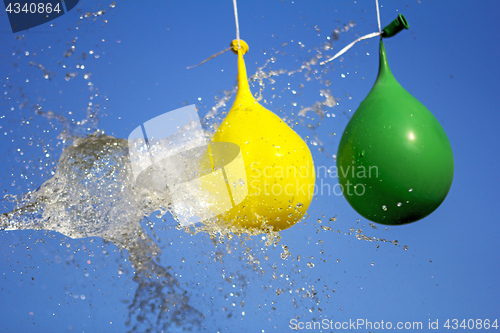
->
[320,0,409,65]
[187,0,247,69]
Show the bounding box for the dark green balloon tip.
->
[337,39,454,226]
[382,14,409,38]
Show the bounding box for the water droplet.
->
[409,188,413,192]
[397,202,402,207]
[64,48,74,58]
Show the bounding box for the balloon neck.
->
[229,39,254,104]
[236,48,253,101]
[376,39,394,83]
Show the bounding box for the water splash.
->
[3,135,138,239]
[1,132,205,331]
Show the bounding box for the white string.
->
[375,0,381,33]
[186,0,241,69]
[187,0,241,69]
[320,0,382,65]
[186,47,232,69]
[320,32,380,65]
[233,0,241,49]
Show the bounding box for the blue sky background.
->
[1,0,499,332]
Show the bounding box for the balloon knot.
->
[230,39,249,55]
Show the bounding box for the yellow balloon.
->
[207,40,315,232]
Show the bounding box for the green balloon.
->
[337,39,454,225]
